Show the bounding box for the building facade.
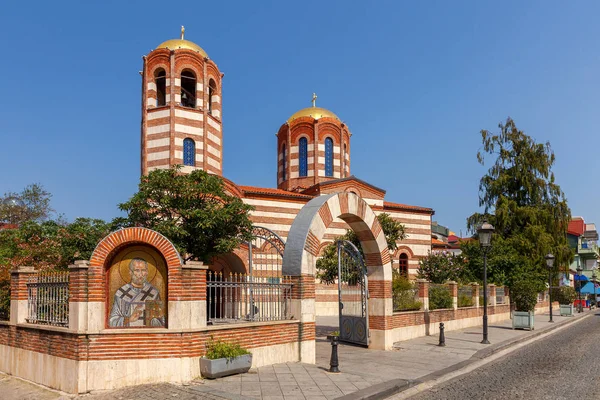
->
[140,29,434,288]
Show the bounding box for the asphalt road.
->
[406,313,600,400]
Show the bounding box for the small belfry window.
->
[181,69,196,108]
[155,68,166,107]
[208,79,217,114]
[183,138,195,166]
[282,144,287,181]
[343,143,347,177]
[399,253,409,276]
[325,137,334,177]
[299,137,308,177]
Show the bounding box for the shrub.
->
[429,285,453,310]
[205,339,250,361]
[0,279,9,321]
[553,286,577,305]
[511,279,540,312]
[458,293,474,308]
[392,272,422,311]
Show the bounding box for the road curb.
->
[338,310,595,400]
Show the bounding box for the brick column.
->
[488,284,496,307]
[471,283,480,309]
[447,281,458,310]
[285,274,316,363]
[504,286,510,306]
[10,266,35,325]
[417,279,429,311]
[69,260,90,331]
[177,260,208,330]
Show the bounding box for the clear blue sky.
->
[1,1,599,236]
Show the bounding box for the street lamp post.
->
[577,264,583,313]
[478,220,495,345]
[592,270,597,310]
[545,253,555,323]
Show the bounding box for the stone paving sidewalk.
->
[195,309,594,399]
[0,309,592,400]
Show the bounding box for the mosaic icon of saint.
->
[109,258,165,327]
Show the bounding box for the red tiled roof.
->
[432,238,449,247]
[568,218,585,236]
[383,201,434,214]
[239,185,314,200]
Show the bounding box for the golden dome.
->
[156,27,208,58]
[288,107,339,123]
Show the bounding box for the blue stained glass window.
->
[299,138,308,177]
[325,138,334,177]
[282,144,287,181]
[183,138,195,166]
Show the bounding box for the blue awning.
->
[574,274,589,281]
[578,282,599,294]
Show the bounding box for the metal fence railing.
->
[496,287,505,305]
[393,286,420,312]
[207,272,292,324]
[458,285,474,307]
[26,271,69,327]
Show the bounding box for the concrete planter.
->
[512,310,534,330]
[559,304,575,317]
[200,354,253,379]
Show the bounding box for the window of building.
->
[281,144,287,181]
[399,253,409,276]
[183,138,195,166]
[299,137,308,177]
[325,137,334,177]
[343,143,347,177]
[208,79,217,114]
[155,68,166,107]
[181,69,196,108]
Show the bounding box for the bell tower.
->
[141,27,224,176]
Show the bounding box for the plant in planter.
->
[511,279,539,330]
[554,286,577,317]
[200,338,252,379]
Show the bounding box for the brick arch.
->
[392,246,414,259]
[89,227,183,303]
[282,192,394,351]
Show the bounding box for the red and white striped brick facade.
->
[141,42,223,176]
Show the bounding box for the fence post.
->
[417,279,429,311]
[447,281,458,310]
[10,266,35,325]
[69,260,89,331]
[471,283,480,309]
[488,284,496,307]
[181,260,208,330]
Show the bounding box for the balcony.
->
[578,240,598,256]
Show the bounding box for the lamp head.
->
[477,219,495,248]
[545,253,555,269]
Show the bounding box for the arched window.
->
[343,143,347,177]
[299,137,308,177]
[181,69,196,108]
[325,137,334,177]
[281,144,287,181]
[399,253,409,276]
[208,79,217,114]
[183,138,195,166]
[155,68,166,107]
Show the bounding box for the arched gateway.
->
[283,192,394,361]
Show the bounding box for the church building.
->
[139,28,434,304]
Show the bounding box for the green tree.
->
[0,183,54,225]
[467,118,573,288]
[416,251,473,284]
[316,213,406,284]
[116,166,254,263]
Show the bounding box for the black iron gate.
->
[337,240,369,346]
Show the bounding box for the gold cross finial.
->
[181,26,185,40]
[312,93,317,107]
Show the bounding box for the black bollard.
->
[329,336,340,373]
[438,322,446,347]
